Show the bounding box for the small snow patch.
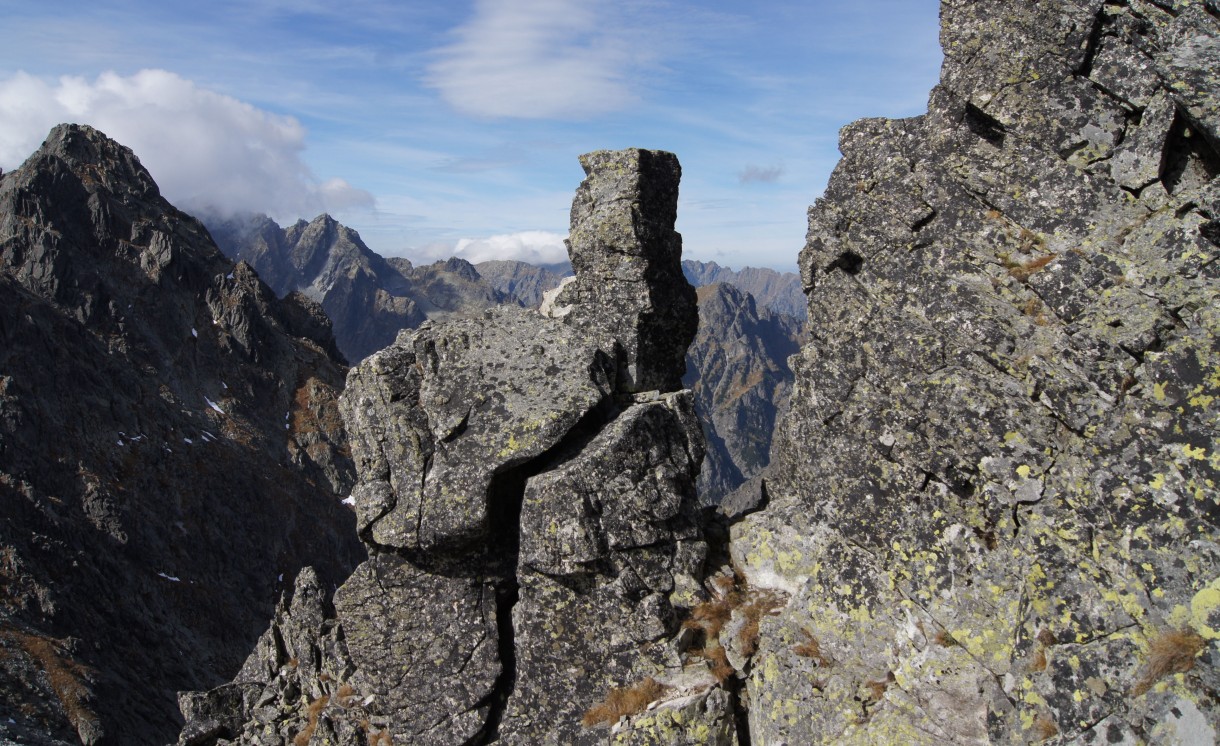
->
[204,397,225,414]
[191,328,198,338]
[342,496,356,506]
[157,572,181,582]
[183,437,193,445]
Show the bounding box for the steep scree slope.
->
[0,124,363,744]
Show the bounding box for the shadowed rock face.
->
[550,149,698,394]
[733,1,1220,743]
[177,149,727,745]
[0,124,362,745]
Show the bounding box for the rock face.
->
[684,283,802,504]
[733,1,1220,744]
[0,125,363,744]
[177,149,730,744]
[549,150,697,394]
[208,215,509,362]
[682,260,807,321]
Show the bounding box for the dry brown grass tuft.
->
[1033,714,1059,740]
[1132,628,1206,696]
[736,592,785,658]
[581,677,669,727]
[294,695,329,746]
[793,629,834,667]
[1030,647,1048,672]
[865,673,894,702]
[1009,253,1057,282]
[683,595,735,640]
[933,629,958,647]
[335,682,356,707]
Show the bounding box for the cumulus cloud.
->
[424,230,570,265]
[0,69,373,219]
[426,0,648,119]
[738,165,783,185]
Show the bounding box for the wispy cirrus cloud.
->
[425,0,654,120]
[0,69,373,220]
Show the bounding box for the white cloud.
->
[0,69,373,220]
[428,230,570,264]
[426,0,648,119]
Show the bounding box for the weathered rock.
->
[735,1,1220,743]
[551,149,697,393]
[340,308,615,551]
[502,392,706,744]
[0,124,362,744]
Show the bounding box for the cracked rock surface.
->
[733,1,1220,744]
[177,149,714,745]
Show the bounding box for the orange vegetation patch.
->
[581,677,669,727]
[294,695,330,746]
[0,628,97,733]
[1133,628,1206,696]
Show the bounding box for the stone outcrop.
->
[733,1,1220,743]
[217,211,803,509]
[548,150,697,394]
[0,125,363,744]
[177,149,730,744]
[208,215,509,362]
[684,283,803,504]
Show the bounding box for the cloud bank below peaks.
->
[417,230,570,265]
[426,0,654,119]
[0,69,373,220]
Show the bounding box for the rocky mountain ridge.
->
[212,215,804,504]
[0,124,363,744]
[682,259,807,321]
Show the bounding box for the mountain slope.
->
[683,259,806,320]
[208,215,510,362]
[0,125,363,744]
[684,282,802,503]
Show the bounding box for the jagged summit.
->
[208,212,510,362]
[0,124,362,744]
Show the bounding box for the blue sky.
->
[0,0,942,270]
